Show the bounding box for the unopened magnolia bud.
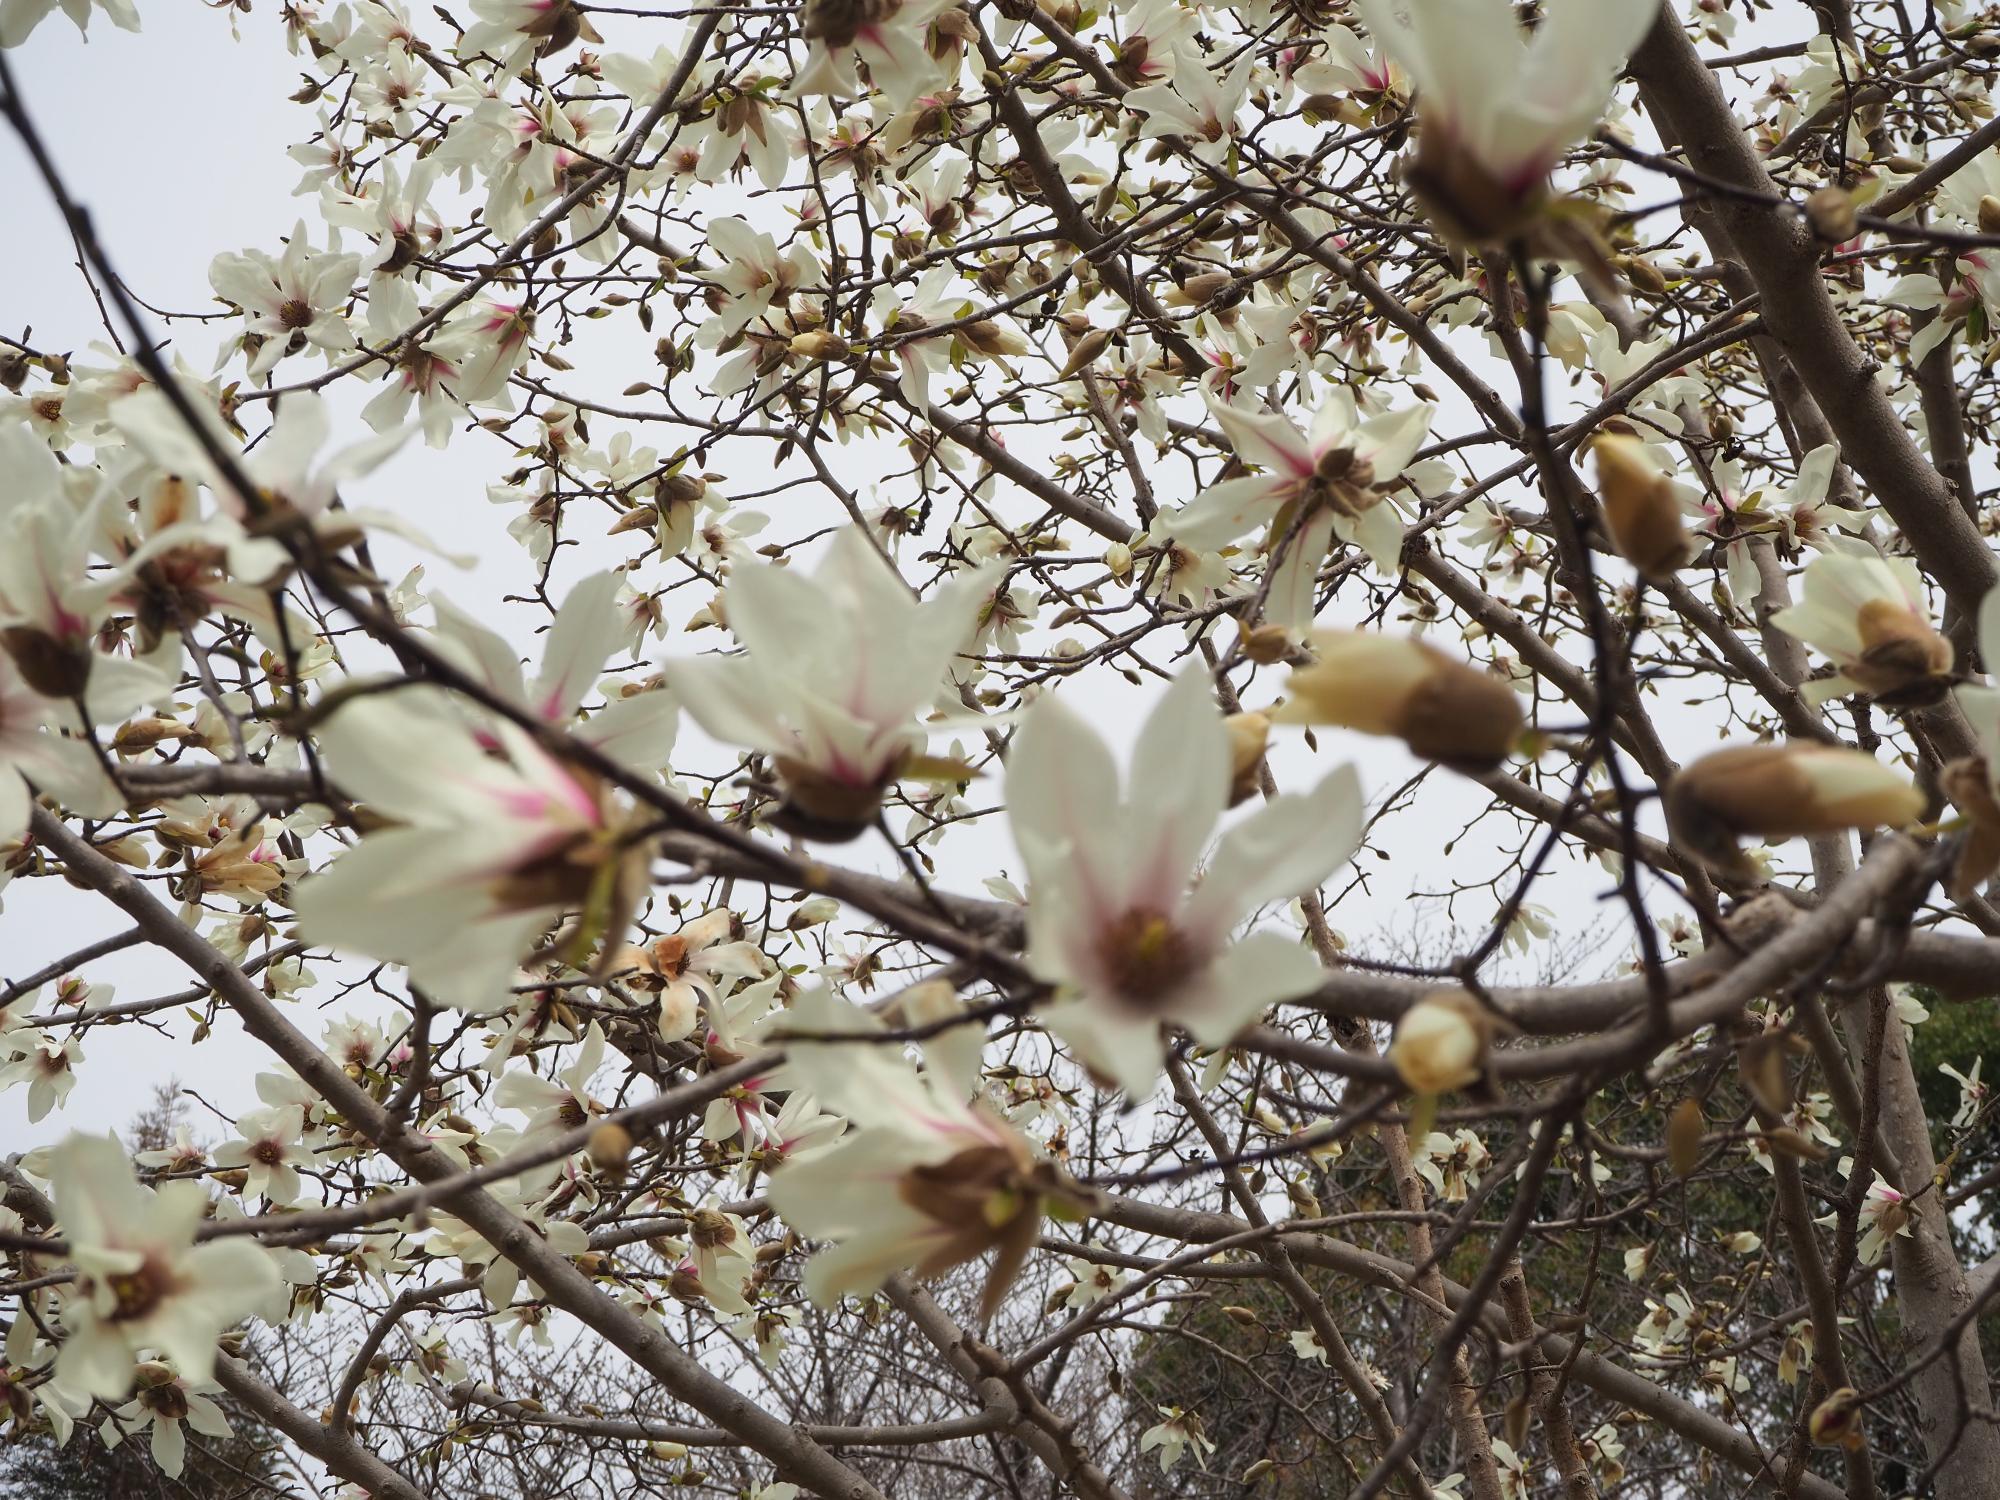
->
[1736,1033,1794,1117]
[1104,541,1133,579]
[788,331,849,361]
[1668,745,1925,873]
[609,504,656,537]
[1388,991,1491,1095]
[1850,597,1954,704]
[1666,1098,1704,1178]
[788,895,841,928]
[1222,1304,1261,1326]
[1237,620,1291,664]
[587,1122,633,1169]
[1941,756,2000,900]
[1805,186,1858,241]
[1980,195,2000,236]
[2,626,92,699]
[1763,1126,1829,1162]
[1224,711,1270,805]
[1590,432,1691,581]
[1243,1459,1276,1482]
[1274,630,1524,771]
[1808,1388,1866,1450]
[1622,254,1670,296]
[650,1440,689,1460]
[1057,326,1114,380]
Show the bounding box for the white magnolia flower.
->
[292,687,649,1011]
[790,0,954,110]
[1354,0,1659,242]
[494,1021,609,1135]
[430,569,678,771]
[0,0,137,49]
[1771,551,1954,706]
[0,1030,81,1122]
[207,222,360,377]
[1167,391,1433,627]
[102,1362,232,1478]
[768,991,1080,1319]
[1416,1127,1490,1202]
[1008,669,1362,1098]
[1126,49,1254,167]
[110,391,465,586]
[1940,1057,1987,1130]
[1138,1406,1214,1473]
[666,526,997,839]
[1817,1174,1913,1265]
[1061,1250,1125,1308]
[210,1105,311,1205]
[49,1132,280,1399]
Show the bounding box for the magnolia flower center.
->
[102,1254,177,1324]
[250,1139,286,1167]
[690,1209,737,1252]
[802,0,901,49]
[278,297,316,330]
[898,1143,1031,1230]
[31,395,62,424]
[1096,908,1191,1009]
[140,1382,191,1421]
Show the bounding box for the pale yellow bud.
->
[1590,432,1691,581]
[788,331,850,361]
[1805,185,1858,241]
[587,1122,634,1170]
[1667,1098,1704,1179]
[1104,542,1133,579]
[1941,756,2000,901]
[1274,630,1524,771]
[1237,621,1291,665]
[1668,745,1925,873]
[1388,991,1490,1095]
[1223,711,1270,805]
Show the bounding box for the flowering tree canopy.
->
[7,0,2000,1496]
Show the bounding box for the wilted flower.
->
[1273,630,1524,771]
[1008,669,1361,1098]
[1591,431,1692,580]
[1388,991,1491,1095]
